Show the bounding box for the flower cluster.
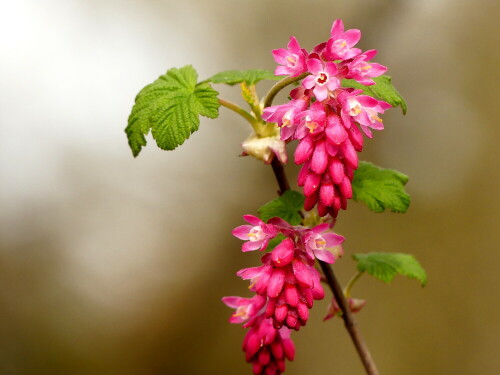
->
[263,19,392,217]
[224,215,344,374]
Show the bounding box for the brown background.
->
[0,0,499,374]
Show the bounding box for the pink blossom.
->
[339,90,391,137]
[302,58,340,102]
[323,19,362,61]
[343,50,387,85]
[294,102,327,139]
[222,295,267,325]
[232,215,278,252]
[262,98,309,140]
[302,223,345,264]
[272,36,308,77]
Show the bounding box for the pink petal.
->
[360,125,373,138]
[243,214,262,226]
[275,66,291,76]
[287,36,301,53]
[343,29,361,47]
[330,19,344,39]
[302,75,315,89]
[368,63,387,76]
[237,265,265,280]
[326,76,340,91]
[363,49,378,60]
[222,296,241,308]
[272,48,288,64]
[314,249,335,263]
[311,223,329,234]
[313,85,328,102]
[306,58,323,75]
[325,62,338,76]
[357,95,379,107]
[232,225,253,240]
[242,240,262,252]
[323,232,345,246]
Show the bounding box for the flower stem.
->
[318,261,380,375]
[344,271,364,298]
[218,98,257,126]
[265,148,380,375]
[261,73,309,109]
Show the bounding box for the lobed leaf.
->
[342,75,407,114]
[209,69,281,86]
[352,162,410,213]
[125,65,219,156]
[352,252,427,286]
[257,190,304,225]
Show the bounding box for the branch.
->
[219,98,257,125]
[319,261,380,375]
[262,73,308,109]
[267,158,380,375]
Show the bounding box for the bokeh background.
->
[1,0,499,374]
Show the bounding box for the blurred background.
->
[1,0,499,374]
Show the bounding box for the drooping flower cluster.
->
[224,215,344,374]
[263,19,392,217]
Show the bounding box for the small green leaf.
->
[257,190,304,225]
[209,69,281,86]
[342,75,407,114]
[125,65,220,156]
[352,252,427,286]
[352,162,410,213]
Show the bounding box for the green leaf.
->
[342,75,407,114]
[257,190,304,225]
[352,252,427,286]
[352,162,410,213]
[209,69,281,86]
[125,65,220,156]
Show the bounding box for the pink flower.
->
[323,19,362,61]
[338,90,391,137]
[272,36,308,77]
[302,57,340,102]
[302,223,345,264]
[262,98,309,140]
[343,50,387,85]
[294,102,327,139]
[222,295,267,325]
[232,215,278,252]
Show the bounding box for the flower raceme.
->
[223,216,344,374]
[263,19,391,217]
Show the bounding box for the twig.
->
[261,73,308,109]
